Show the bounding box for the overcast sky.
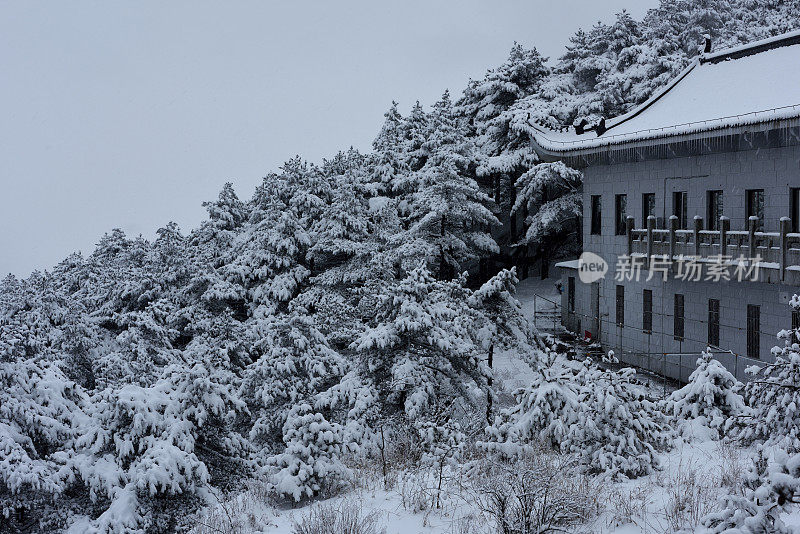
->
[0,0,656,277]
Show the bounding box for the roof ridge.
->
[700,29,800,64]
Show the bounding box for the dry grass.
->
[291,500,385,534]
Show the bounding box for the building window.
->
[708,298,720,347]
[643,289,653,333]
[707,190,723,231]
[792,307,800,332]
[674,293,685,341]
[616,285,624,326]
[615,194,627,235]
[791,188,800,233]
[673,191,688,229]
[642,193,655,228]
[746,189,765,232]
[747,305,760,359]
[568,277,575,313]
[590,195,602,235]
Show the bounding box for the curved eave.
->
[530,107,800,159]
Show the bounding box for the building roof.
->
[529,30,800,156]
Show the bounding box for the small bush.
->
[291,500,384,534]
[469,452,598,534]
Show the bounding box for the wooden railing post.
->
[694,216,703,257]
[626,216,635,256]
[720,216,730,257]
[781,216,790,281]
[748,216,758,260]
[669,215,678,273]
[646,215,655,268]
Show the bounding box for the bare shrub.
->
[660,464,716,533]
[291,500,384,534]
[447,513,486,534]
[715,440,745,492]
[399,470,437,513]
[606,485,650,530]
[191,485,276,534]
[469,451,598,534]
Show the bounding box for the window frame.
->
[708,298,720,347]
[615,194,627,236]
[673,191,688,229]
[643,289,653,334]
[707,190,723,231]
[746,189,765,232]
[590,195,602,235]
[674,293,685,341]
[747,304,760,359]
[642,193,655,228]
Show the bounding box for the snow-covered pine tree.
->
[372,101,411,197]
[242,309,346,451]
[301,170,389,348]
[733,295,800,452]
[63,362,249,533]
[224,195,310,319]
[0,356,87,532]
[700,447,800,534]
[469,267,535,422]
[566,366,672,479]
[396,92,499,279]
[484,353,582,456]
[353,264,486,421]
[511,161,582,262]
[201,182,247,234]
[269,402,349,502]
[415,416,466,508]
[459,42,548,160]
[666,350,744,440]
[400,100,431,174]
[240,307,352,501]
[458,44,550,271]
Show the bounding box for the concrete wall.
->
[567,143,800,381]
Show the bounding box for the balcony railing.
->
[626,215,800,284]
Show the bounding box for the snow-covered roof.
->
[554,259,579,270]
[529,30,800,156]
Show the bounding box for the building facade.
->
[527,31,800,381]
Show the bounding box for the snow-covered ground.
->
[516,275,562,327]
[189,277,782,534]
[192,437,749,534]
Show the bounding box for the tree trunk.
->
[486,343,494,424]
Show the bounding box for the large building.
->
[528,31,800,381]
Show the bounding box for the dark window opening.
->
[642,193,655,228]
[746,189,765,232]
[792,307,800,332]
[791,188,800,233]
[673,191,688,229]
[591,195,602,235]
[708,298,720,347]
[674,293,685,341]
[747,304,760,359]
[615,194,627,236]
[616,285,624,327]
[707,190,723,231]
[643,289,653,333]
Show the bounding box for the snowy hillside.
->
[4,1,800,533]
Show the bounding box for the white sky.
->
[0,0,656,277]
